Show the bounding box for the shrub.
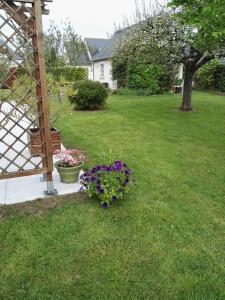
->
[47,66,87,82]
[117,87,158,96]
[127,64,164,93]
[194,60,225,92]
[80,160,134,208]
[69,80,108,110]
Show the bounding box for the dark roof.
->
[84,38,109,58]
[76,47,91,66]
[85,29,129,62]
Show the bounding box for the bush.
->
[69,80,108,110]
[127,64,165,93]
[194,60,225,92]
[47,66,87,82]
[117,87,158,96]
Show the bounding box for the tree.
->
[169,0,225,111]
[44,20,85,68]
[112,12,181,94]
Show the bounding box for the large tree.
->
[169,0,225,111]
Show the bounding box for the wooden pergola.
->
[0,0,56,195]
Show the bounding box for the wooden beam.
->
[0,168,48,180]
[8,0,53,3]
[16,5,50,15]
[1,0,33,35]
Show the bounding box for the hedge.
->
[47,67,88,82]
[194,60,225,92]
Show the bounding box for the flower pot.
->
[28,127,61,156]
[55,161,84,184]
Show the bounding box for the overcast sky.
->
[43,0,167,39]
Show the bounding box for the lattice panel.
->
[0,0,53,181]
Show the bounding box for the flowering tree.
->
[112,13,181,93]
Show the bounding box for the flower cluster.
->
[80,160,133,208]
[54,149,85,167]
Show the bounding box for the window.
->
[100,64,104,79]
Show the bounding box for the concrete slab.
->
[0,102,83,206]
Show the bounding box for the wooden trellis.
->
[0,0,56,195]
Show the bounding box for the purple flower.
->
[125,170,130,175]
[103,202,109,209]
[99,188,104,194]
[103,165,111,171]
[115,160,122,164]
[91,176,96,182]
[96,165,101,171]
[91,167,98,174]
[85,177,89,182]
[118,188,123,193]
[97,184,102,191]
[112,196,117,202]
[97,179,101,185]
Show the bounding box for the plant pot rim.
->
[28,127,60,133]
[54,160,84,170]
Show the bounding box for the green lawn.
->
[1,91,225,299]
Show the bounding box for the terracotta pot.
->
[54,161,84,184]
[28,127,61,156]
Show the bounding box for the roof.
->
[85,29,129,62]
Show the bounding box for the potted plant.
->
[54,149,85,183]
[80,160,134,208]
[12,74,74,156]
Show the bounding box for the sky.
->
[42,0,167,39]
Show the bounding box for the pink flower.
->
[54,148,85,167]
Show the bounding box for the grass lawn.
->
[1,91,225,299]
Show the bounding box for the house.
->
[84,30,127,90]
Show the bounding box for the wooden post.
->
[32,0,56,195]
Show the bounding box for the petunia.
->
[103,202,109,209]
[112,196,117,202]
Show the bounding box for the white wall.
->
[89,59,117,90]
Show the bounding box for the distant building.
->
[84,30,127,90]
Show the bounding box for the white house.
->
[84,30,126,90]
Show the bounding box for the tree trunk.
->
[180,65,194,112]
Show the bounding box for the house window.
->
[100,64,104,79]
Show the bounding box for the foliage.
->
[112,13,181,93]
[80,160,133,208]
[128,64,168,93]
[44,20,85,68]
[12,74,73,126]
[69,80,109,110]
[47,66,87,82]
[54,149,85,167]
[116,87,159,96]
[169,0,225,42]
[194,60,225,92]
